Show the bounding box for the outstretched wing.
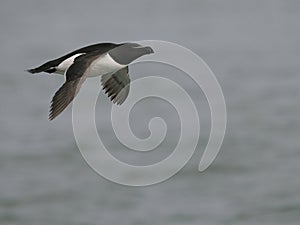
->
[49,51,103,120]
[101,67,130,105]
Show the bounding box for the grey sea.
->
[1,0,300,224]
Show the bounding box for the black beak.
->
[144,46,154,54]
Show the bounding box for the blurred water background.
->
[1,0,300,224]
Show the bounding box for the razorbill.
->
[27,42,154,120]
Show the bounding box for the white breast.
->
[88,53,125,77]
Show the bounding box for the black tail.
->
[27,67,44,74]
[27,60,58,74]
[27,67,56,74]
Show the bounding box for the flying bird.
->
[27,42,154,120]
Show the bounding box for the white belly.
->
[55,53,125,77]
[56,53,83,74]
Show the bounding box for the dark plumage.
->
[27,42,154,120]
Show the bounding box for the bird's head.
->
[108,43,154,65]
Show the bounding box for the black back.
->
[27,43,123,74]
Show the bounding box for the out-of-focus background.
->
[1,0,300,224]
